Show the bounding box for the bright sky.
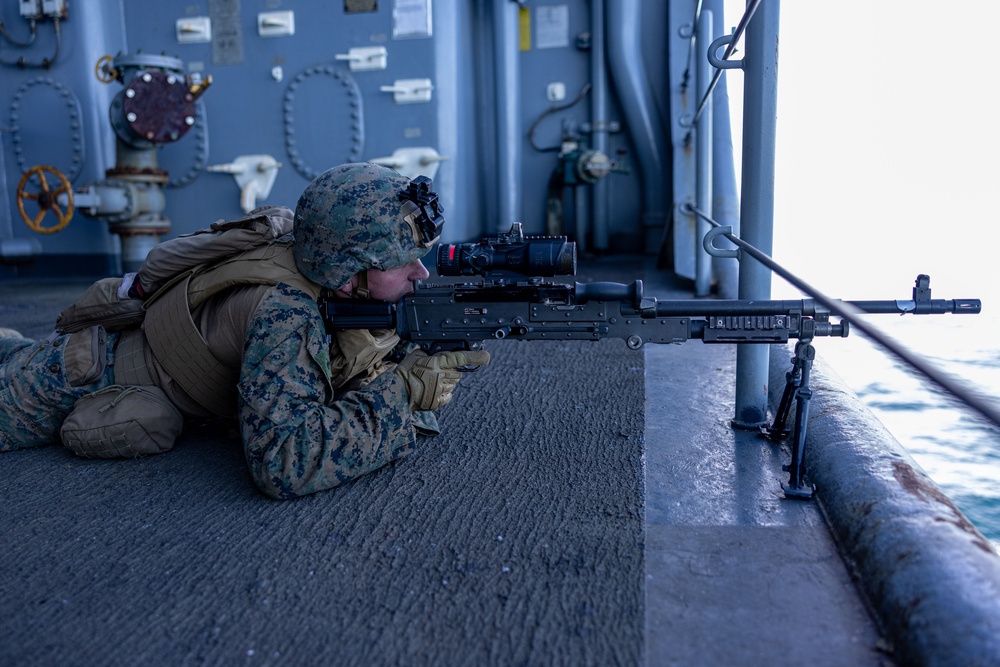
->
[723,0,1000,302]
[720,1,1000,526]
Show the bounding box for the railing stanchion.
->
[733,0,781,429]
[695,9,714,297]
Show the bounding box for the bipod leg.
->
[761,341,807,442]
[782,341,817,499]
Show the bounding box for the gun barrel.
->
[562,281,979,317]
[849,299,982,315]
[653,297,981,317]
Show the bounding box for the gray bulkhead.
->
[1,0,674,278]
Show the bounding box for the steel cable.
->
[685,203,1000,432]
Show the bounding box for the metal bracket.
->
[368,147,448,180]
[207,154,282,214]
[258,11,295,38]
[708,33,743,70]
[334,46,388,72]
[176,16,212,44]
[380,78,433,104]
[682,202,741,260]
[703,225,740,259]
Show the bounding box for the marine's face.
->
[365,259,429,302]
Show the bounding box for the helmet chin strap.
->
[335,271,370,300]
[353,270,371,300]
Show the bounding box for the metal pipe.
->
[705,0,740,299]
[591,0,609,250]
[691,0,761,128]
[733,0,780,428]
[575,185,589,255]
[78,0,126,186]
[492,0,522,232]
[695,9,713,296]
[0,135,12,245]
[606,0,668,248]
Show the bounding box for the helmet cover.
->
[293,163,439,289]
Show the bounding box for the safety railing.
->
[677,0,1000,434]
[681,0,762,139]
[684,204,1000,433]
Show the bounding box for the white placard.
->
[536,5,569,49]
[394,0,433,39]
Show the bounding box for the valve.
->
[559,147,626,186]
[95,54,118,83]
[16,165,74,234]
[105,53,212,148]
[87,52,212,270]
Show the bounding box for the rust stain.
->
[892,460,994,554]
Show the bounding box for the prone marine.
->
[0,163,489,498]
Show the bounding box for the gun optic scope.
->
[437,226,576,278]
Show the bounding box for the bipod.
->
[762,334,817,499]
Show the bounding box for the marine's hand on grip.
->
[394,349,491,412]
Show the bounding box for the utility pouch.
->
[55,277,144,334]
[60,384,184,458]
[64,325,108,387]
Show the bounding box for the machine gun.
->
[319,224,981,498]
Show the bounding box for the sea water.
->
[802,307,1000,549]
[719,0,1000,547]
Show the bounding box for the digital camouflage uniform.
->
[0,163,441,499]
[0,329,118,449]
[238,283,416,498]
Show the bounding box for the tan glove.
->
[329,328,401,388]
[394,349,491,411]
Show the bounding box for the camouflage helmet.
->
[293,163,444,289]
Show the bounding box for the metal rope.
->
[689,0,762,128]
[680,0,705,93]
[684,202,1000,432]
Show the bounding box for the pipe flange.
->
[105,166,170,184]
[109,215,171,236]
[113,53,185,75]
[111,70,196,148]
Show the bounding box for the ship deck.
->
[1,258,895,666]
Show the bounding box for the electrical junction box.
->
[41,0,66,18]
[19,0,42,19]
